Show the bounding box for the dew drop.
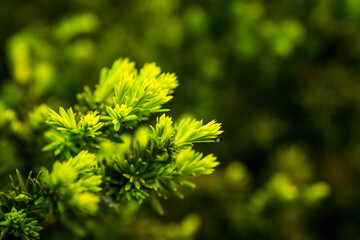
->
[215,138,220,143]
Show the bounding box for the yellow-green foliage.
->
[41,151,102,214]
[0,58,222,239]
[0,207,42,240]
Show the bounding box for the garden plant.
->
[0,58,222,240]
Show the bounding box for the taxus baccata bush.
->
[0,58,222,240]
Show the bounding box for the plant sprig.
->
[0,58,222,239]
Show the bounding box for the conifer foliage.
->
[0,58,222,239]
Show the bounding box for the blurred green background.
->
[1,0,360,239]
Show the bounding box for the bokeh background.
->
[1,0,360,239]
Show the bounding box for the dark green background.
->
[0,0,360,239]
